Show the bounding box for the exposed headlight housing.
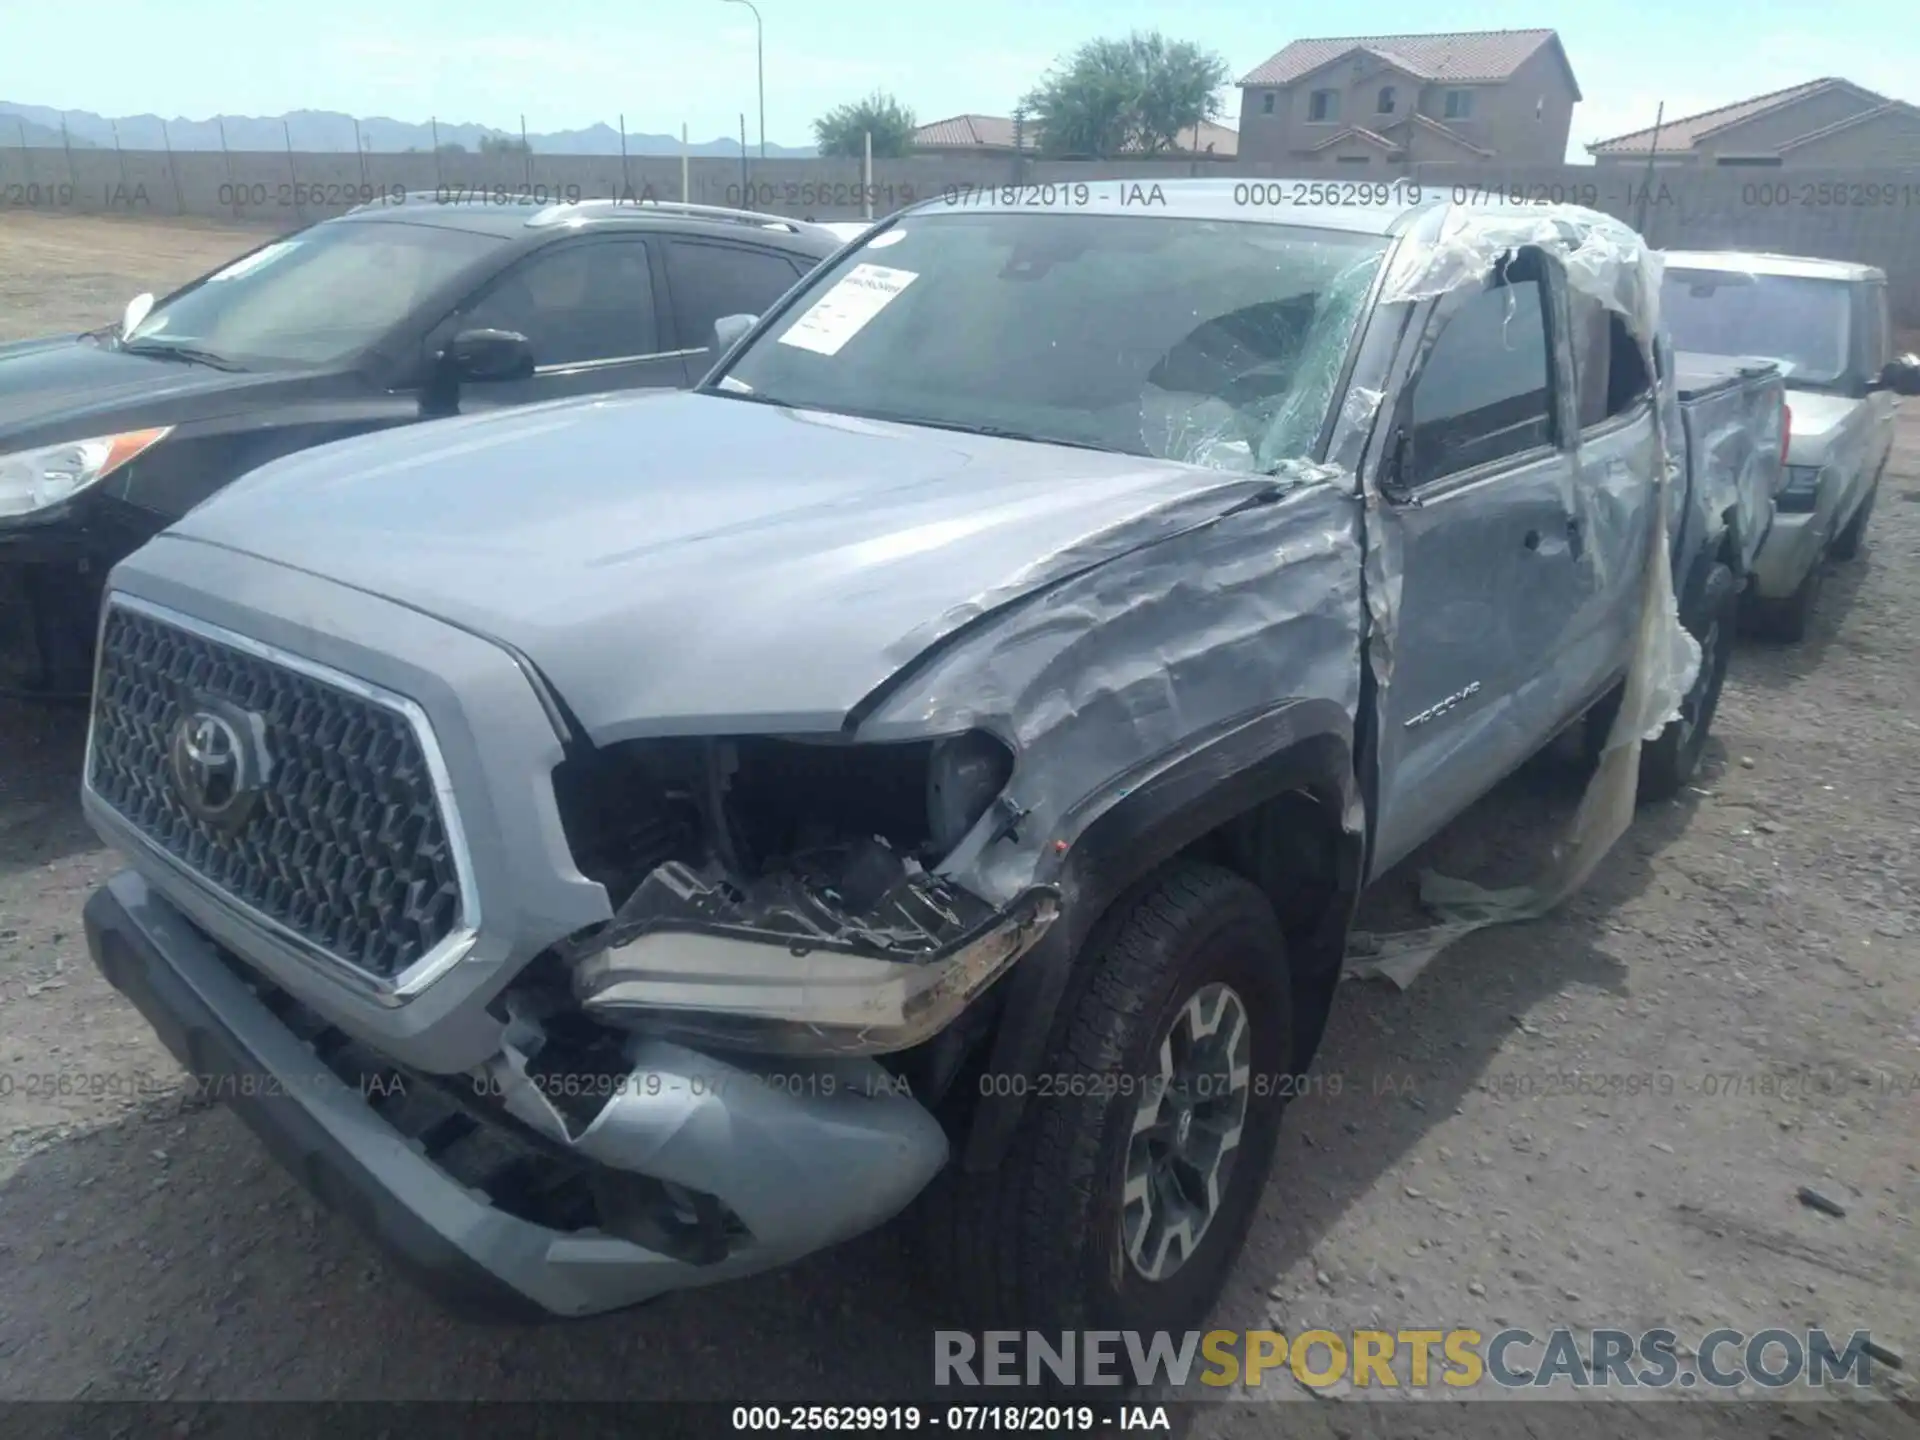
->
[0,428,171,518]
[1778,464,1821,515]
[547,729,1035,1054]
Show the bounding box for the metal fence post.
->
[59,114,77,194]
[285,119,303,221]
[110,120,130,209]
[218,117,236,217]
[11,119,31,192]
[161,119,184,214]
[1634,102,1666,241]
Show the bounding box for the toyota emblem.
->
[168,702,267,828]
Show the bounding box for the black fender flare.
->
[959,698,1364,1172]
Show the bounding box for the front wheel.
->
[919,862,1293,1338]
[1638,561,1738,802]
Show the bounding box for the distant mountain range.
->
[6,113,96,148]
[0,102,817,157]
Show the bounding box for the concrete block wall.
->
[6,147,1919,323]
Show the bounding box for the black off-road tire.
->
[918,861,1293,1344]
[1638,561,1738,802]
[1830,480,1878,561]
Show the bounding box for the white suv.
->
[1661,251,1920,639]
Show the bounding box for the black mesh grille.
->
[87,603,464,980]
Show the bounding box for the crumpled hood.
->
[171,389,1283,742]
[0,333,277,446]
[1781,389,1858,466]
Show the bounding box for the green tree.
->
[1023,31,1228,158]
[479,134,532,156]
[435,141,467,155]
[812,92,917,158]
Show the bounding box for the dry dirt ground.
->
[1,212,1917,1436]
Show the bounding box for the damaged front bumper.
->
[562,843,1062,1056]
[85,869,951,1319]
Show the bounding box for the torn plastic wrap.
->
[1349,206,1701,988]
[859,465,1368,908]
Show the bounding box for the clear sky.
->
[0,0,1908,157]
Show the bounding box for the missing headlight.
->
[546,729,1041,1054]
[928,730,1015,859]
[552,729,1014,919]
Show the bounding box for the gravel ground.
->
[0,212,1916,1435]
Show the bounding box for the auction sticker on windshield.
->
[777,263,918,357]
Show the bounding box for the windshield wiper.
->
[119,340,244,372]
[705,390,1131,454]
[904,418,1130,454]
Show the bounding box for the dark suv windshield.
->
[714,212,1389,473]
[123,220,503,370]
[1661,268,1853,387]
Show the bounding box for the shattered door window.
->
[1408,277,1554,484]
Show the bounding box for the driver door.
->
[1366,249,1591,879]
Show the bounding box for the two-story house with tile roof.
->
[1235,28,1580,167]
[1588,79,1920,168]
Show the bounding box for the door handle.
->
[1523,528,1542,550]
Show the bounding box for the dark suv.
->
[0,196,848,696]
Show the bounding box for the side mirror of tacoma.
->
[711,313,758,354]
[1879,354,1920,397]
[445,328,535,383]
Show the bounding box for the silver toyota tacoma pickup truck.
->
[81,184,1760,1336]
[1661,251,1920,640]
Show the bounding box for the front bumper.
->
[0,492,166,695]
[574,886,1060,1056]
[86,868,950,1319]
[0,546,104,697]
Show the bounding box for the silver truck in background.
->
[80,186,1770,1339]
[1660,252,1920,640]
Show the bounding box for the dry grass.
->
[0,211,286,343]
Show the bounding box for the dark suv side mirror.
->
[1878,353,1920,397]
[445,328,535,383]
[711,313,758,354]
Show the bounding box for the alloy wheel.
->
[1121,982,1253,1282]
